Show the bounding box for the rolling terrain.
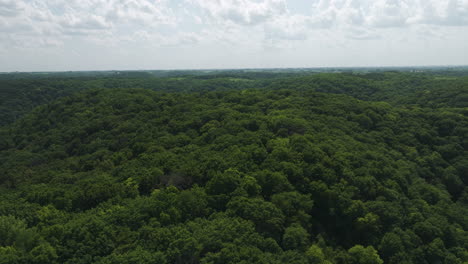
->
[0,71,467,263]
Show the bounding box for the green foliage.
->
[30,243,58,264]
[282,224,310,251]
[0,71,467,263]
[306,244,331,264]
[348,245,383,264]
[227,197,285,236]
[0,215,28,247]
[0,246,23,264]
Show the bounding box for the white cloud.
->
[104,0,176,26]
[315,0,468,28]
[60,14,111,35]
[345,27,381,40]
[0,0,177,48]
[411,0,468,26]
[129,30,203,47]
[1,0,467,71]
[189,0,287,26]
[366,0,411,28]
[0,0,25,17]
[2,0,467,50]
[264,14,310,41]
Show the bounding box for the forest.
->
[0,69,467,264]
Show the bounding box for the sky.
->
[1,0,468,72]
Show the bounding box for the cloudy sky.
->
[1,0,467,71]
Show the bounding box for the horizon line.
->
[1,64,468,74]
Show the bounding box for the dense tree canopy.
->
[0,70,467,263]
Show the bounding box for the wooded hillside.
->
[0,71,467,263]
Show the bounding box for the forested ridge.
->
[0,71,467,263]
[2,72,468,127]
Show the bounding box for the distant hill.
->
[1,71,467,127]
